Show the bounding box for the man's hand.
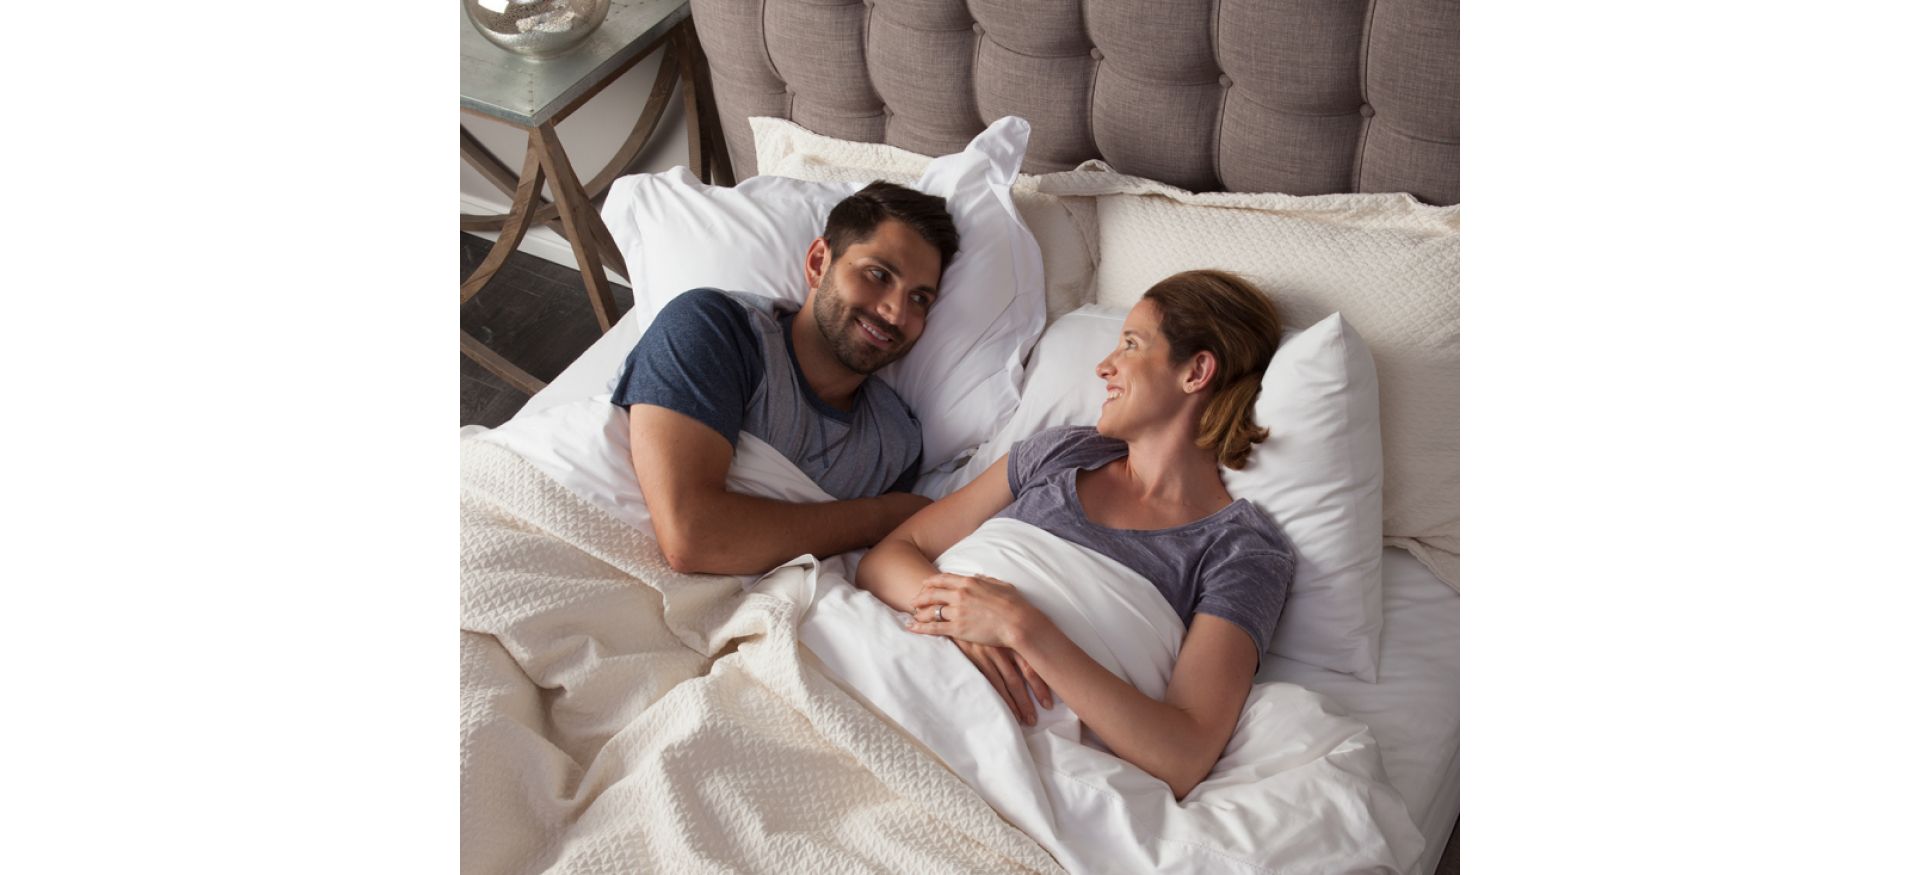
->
[951,639,1053,727]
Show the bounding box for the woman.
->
[854,269,1295,801]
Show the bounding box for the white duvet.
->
[465,398,1423,873]
[791,517,1423,874]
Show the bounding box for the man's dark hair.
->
[821,181,961,274]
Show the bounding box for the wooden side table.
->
[460,0,733,395]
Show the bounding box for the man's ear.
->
[1183,351,1219,394]
[803,237,832,291]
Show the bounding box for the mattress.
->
[1258,548,1460,875]
[512,310,1461,871]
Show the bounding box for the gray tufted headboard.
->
[688,0,1458,205]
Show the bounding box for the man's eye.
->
[868,268,887,283]
[910,292,931,308]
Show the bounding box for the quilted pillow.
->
[1033,167,1460,589]
[600,117,1047,474]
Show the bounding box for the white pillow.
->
[752,116,1099,326]
[1225,312,1385,681]
[475,396,654,536]
[923,307,1125,495]
[938,305,1387,680]
[599,117,1047,473]
[1033,166,1459,590]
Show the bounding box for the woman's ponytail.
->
[1197,372,1269,470]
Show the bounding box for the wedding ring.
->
[935,604,945,622]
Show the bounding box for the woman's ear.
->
[1183,351,1218,394]
[803,237,832,290]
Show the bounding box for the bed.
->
[461,1,1458,872]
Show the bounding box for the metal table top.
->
[460,0,690,127]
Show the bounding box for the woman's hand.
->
[907,572,1040,650]
[908,572,1057,726]
[950,640,1052,727]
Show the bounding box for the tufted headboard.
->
[688,0,1458,205]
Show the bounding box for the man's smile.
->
[855,314,898,346]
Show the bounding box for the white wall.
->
[461,49,697,280]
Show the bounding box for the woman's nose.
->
[1094,355,1114,379]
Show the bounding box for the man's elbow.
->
[660,541,706,574]
[654,518,719,574]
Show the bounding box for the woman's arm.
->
[854,455,1015,611]
[1021,615,1257,800]
[855,456,1054,725]
[910,580,1257,800]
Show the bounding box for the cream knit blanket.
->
[459,437,1060,874]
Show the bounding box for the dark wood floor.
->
[460,234,634,428]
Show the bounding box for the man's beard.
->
[812,270,915,375]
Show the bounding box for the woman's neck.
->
[1116,425,1228,511]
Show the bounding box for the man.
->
[614,182,960,575]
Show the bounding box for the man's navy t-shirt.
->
[612,289,922,499]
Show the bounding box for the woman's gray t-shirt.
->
[993,425,1294,654]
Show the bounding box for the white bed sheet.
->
[514,313,1461,873]
[521,305,649,419]
[1259,547,1460,875]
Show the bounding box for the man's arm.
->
[629,403,929,575]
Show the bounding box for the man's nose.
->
[875,284,905,324]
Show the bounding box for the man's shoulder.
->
[708,289,794,323]
[649,289,775,354]
[857,375,920,430]
[659,287,747,322]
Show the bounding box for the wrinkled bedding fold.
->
[462,432,1420,874]
[461,436,1060,874]
[795,518,1424,873]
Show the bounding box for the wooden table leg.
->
[460,17,724,388]
[686,28,736,187]
[461,330,547,395]
[676,25,711,184]
[532,122,619,333]
[460,127,565,238]
[459,130,557,394]
[460,36,682,239]
[462,119,633,282]
[461,143,546,303]
[460,126,557,226]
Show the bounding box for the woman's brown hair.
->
[1141,270,1282,470]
